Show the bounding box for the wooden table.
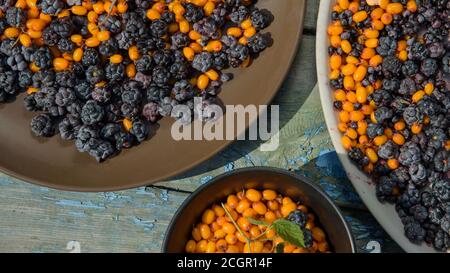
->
[0,1,403,253]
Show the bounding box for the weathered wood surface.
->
[0,1,403,253]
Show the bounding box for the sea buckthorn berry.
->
[147,9,161,20]
[222,222,236,235]
[88,11,99,22]
[71,5,88,15]
[341,63,356,76]
[245,189,262,202]
[346,128,358,140]
[369,55,383,67]
[244,27,256,38]
[424,83,434,95]
[199,224,211,240]
[97,30,110,42]
[353,65,367,82]
[4,27,19,38]
[202,209,215,225]
[204,1,215,16]
[329,54,342,70]
[387,159,399,170]
[381,13,393,25]
[374,135,388,146]
[386,3,404,14]
[352,11,368,23]
[197,74,210,90]
[412,90,425,103]
[85,37,100,47]
[226,195,238,209]
[411,123,422,134]
[262,190,277,201]
[206,40,222,52]
[341,40,352,54]
[227,27,242,37]
[19,34,32,47]
[117,1,128,13]
[110,54,123,64]
[53,58,70,71]
[366,148,378,163]
[241,19,252,29]
[392,133,406,145]
[126,63,136,78]
[128,46,140,61]
[252,201,267,215]
[365,38,379,48]
[280,202,297,217]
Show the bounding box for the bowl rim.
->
[162,166,356,253]
[316,0,437,253]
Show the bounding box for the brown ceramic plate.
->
[0,1,306,192]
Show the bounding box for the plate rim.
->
[0,0,307,192]
[316,0,436,253]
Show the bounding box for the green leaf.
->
[276,243,285,253]
[246,217,270,227]
[272,219,305,248]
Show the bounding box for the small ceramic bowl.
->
[162,167,355,253]
[316,0,435,252]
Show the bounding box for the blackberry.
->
[0,38,15,55]
[58,115,81,140]
[88,139,115,162]
[229,6,248,24]
[115,31,134,50]
[366,123,384,139]
[135,55,154,73]
[434,230,449,252]
[248,33,271,54]
[142,102,160,123]
[153,50,173,66]
[172,80,194,102]
[105,63,125,82]
[30,114,55,137]
[382,55,402,76]
[432,179,449,203]
[227,44,249,68]
[377,37,397,57]
[171,32,190,49]
[409,164,428,187]
[100,123,122,141]
[212,51,229,70]
[376,176,396,202]
[32,69,55,88]
[74,81,92,100]
[55,71,76,88]
[81,100,104,125]
[99,38,119,57]
[398,184,421,209]
[183,3,204,23]
[6,7,26,27]
[287,210,307,228]
[146,84,170,102]
[32,47,53,69]
[24,93,39,111]
[401,61,419,77]
[152,65,170,86]
[158,96,178,117]
[18,69,33,88]
[192,52,213,73]
[170,61,190,80]
[75,125,99,153]
[134,72,152,89]
[420,58,438,77]
[150,19,168,37]
[85,65,105,84]
[121,103,139,118]
[408,41,428,61]
[404,220,426,243]
[251,9,271,30]
[98,14,122,34]
[51,17,74,38]
[20,46,36,63]
[398,143,422,167]
[115,131,135,150]
[0,70,18,96]
[374,106,393,123]
[130,119,149,143]
[91,86,111,104]
[55,87,76,107]
[39,0,65,16]
[193,17,218,38]
[82,48,100,67]
[57,38,75,53]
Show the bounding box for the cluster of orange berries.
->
[186,189,330,253]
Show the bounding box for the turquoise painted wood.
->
[0,1,403,253]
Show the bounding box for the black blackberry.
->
[115,31,134,50]
[55,87,76,107]
[91,85,111,104]
[401,60,419,77]
[398,142,422,167]
[248,33,271,54]
[32,69,55,88]
[158,96,178,117]
[192,52,213,73]
[420,58,438,77]
[172,80,194,102]
[32,47,52,69]
[0,38,15,55]
[135,55,153,73]
[121,84,143,105]
[374,106,394,123]
[85,65,105,84]
[99,38,119,57]
[251,9,271,30]
[212,51,229,70]
[146,84,170,102]
[150,19,168,37]
[287,210,307,229]
[377,36,397,57]
[81,100,104,125]
[171,32,190,49]
[378,141,399,160]
[227,44,249,68]
[39,0,65,16]
[20,46,36,63]
[98,14,122,34]
[57,38,75,53]
[403,105,424,126]
[130,119,149,143]
[6,7,26,27]
[82,48,100,67]
[170,61,190,80]
[376,176,396,202]
[183,3,204,23]
[134,72,152,89]
[18,69,33,89]
[75,125,99,153]
[404,220,426,243]
[152,65,170,86]
[74,81,92,100]
[193,17,218,38]
[142,102,160,123]
[153,49,173,66]
[30,114,55,137]
[0,70,18,96]
[105,63,125,82]
[51,17,74,38]
[398,184,421,209]
[58,115,81,140]
[87,139,115,162]
[100,123,122,141]
[55,71,76,88]
[24,93,39,111]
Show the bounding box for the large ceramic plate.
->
[316,0,435,252]
[0,0,306,191]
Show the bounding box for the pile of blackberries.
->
[328,0,449,251]
[0,0,272,162]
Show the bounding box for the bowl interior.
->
[163,168,355,253]
[316,0,436,252]
[0,0,306,191]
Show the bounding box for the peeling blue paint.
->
[315,150,348,180]
[55,199,106,210]
[0,177,13,186]
[224,162,235,172]
[132,217,156,232]
[68,211,86,218]
[159,190,169,202]
[200,176,213,184]
[318,178,362,204]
